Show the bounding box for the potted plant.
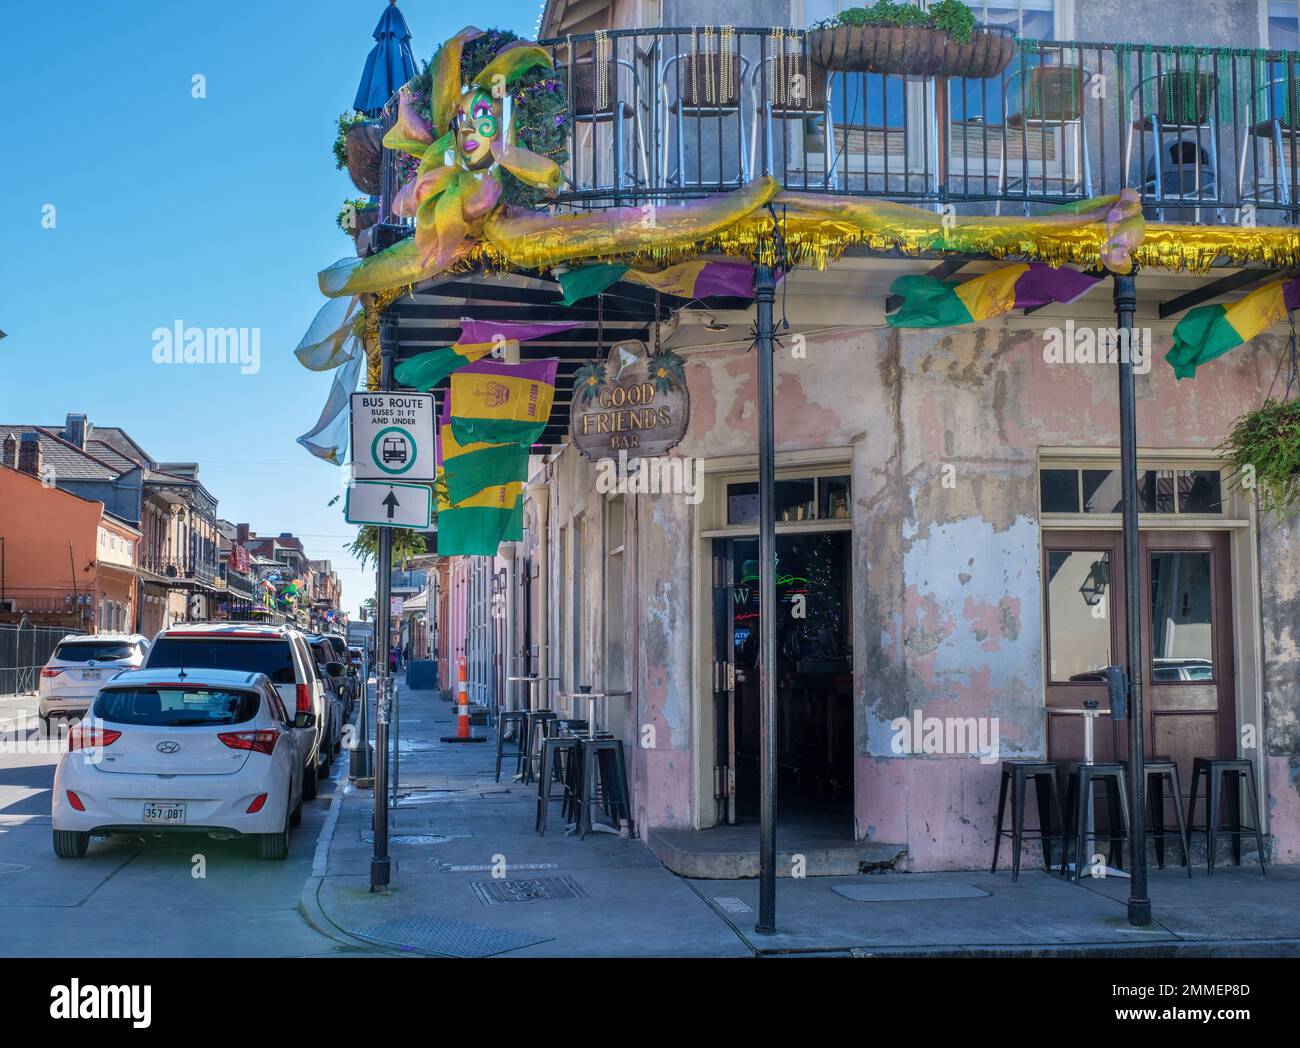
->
[337,197,378,237]
[1222,397,1300,515]
[335,111,383,195]
[807,0,1015,79]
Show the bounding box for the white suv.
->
[142,624,334,799]
[39,634,150,727]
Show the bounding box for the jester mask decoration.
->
[385,27,562,274]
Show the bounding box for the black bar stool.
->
[1120,757,1192,874]
[518,710,557,784]
[1187,757,1267,875]
[574,736,633,839]
[991,759,1065,880]
[1062,762,1130,883]
[535,735,581,835]
[494,709,527,783]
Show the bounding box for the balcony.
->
[374,31,1300,225]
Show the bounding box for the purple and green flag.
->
[1167,276,1300,379]
[557,259,755,306]
[449,357,559,448]
[886,262,1102,328]
[395,318,580,391]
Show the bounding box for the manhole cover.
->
[435,861,559,872]
[471,875,588,906]
[354,913,550,957]
[360,832,450,846]
[713,896,752,914]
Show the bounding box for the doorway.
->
[1043,529,1236,795]
[711,531,854,834]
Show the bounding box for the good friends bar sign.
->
[570,341,689,462]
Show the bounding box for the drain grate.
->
[435,861,559,872]
[713,896,752,914]
[354,913,550,957]
[471,875,588,906]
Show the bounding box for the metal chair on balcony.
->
[660,48,750,190]
[748,51,835,188]
[566,54,649,193]
[1124,70,1220,217]
[1238,77,1300,208]
[997,64,1092,214]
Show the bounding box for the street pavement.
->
[5,684,1300,958]
[0,691,374,957]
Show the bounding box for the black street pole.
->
[1114,272,1151,926]
[754,261,778,935]
[371,310,398,892]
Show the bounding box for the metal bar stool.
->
[991,759,1066,880]
[494,709,527,783]
[1062,762,1131,883]
[573,735,633,839]
[1120,757,1192,874]
[518,709,558,785]
[535,734,581,836]
[1187,757,1267,876]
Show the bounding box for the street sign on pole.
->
[350,392,436,481]
[345,480,433,529]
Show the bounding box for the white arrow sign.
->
[344,480,432,529]
[350,392,436,482]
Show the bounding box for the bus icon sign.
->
[350,393,435,482]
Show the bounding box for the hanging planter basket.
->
[345,120,384,196]
[1223,397,1300,516]
[807,23,1014,79]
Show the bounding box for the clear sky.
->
[0,0,546,617]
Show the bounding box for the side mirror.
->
[294,711,316,729]
[325,662,345,679]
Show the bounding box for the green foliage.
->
[816,0,977,44]
[334,111,369,170]
[336,197,371,235]
[347,525,430,571]
[1222,398,1300,516]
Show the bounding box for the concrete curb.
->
[295,761,406,957]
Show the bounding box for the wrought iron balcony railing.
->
[374,31,1300,229]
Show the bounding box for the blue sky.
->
[0,0,545,616]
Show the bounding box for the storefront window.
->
[726,475,852,525]
[1040,467,1224,516]
[1045,549,1112,682]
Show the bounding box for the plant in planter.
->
[337,197,378,236]
[807,0,1014,79]
[1222,397,1300,515]
[333,111,369,170]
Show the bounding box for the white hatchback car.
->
[39,634,150,727]
[51,668,310,860]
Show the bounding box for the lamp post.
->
[1113,272,1151,926]
[754,260,778,935]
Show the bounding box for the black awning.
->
[389,267,752,450]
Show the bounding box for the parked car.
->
[141,623,334,800]
[348,645,368,686]
[38,634,150,730]
[307,635,350,739]
[51,668,309,860]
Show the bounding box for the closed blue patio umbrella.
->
[353,1,416,116]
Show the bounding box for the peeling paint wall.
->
[527,292,1300,866]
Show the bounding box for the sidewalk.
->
[303,686,1300,958]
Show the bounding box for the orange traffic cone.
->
[441,654,486,744]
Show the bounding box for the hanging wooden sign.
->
[569,340,690,461]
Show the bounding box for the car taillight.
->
[295,683,310,713]
[246,793,268,813]
[68,726,121,751]
[41,667,63,678]
[66,791,86,811]
[218,730,280,756]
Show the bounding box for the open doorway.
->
[712,531,854,836]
